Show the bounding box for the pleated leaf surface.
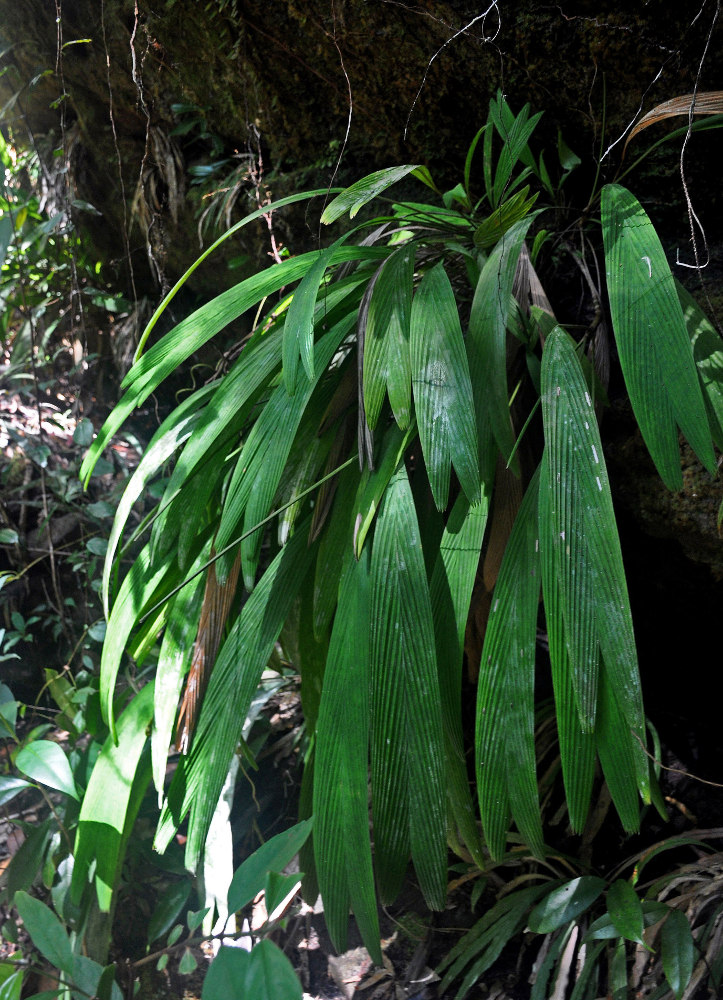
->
[369,464,446,909]
[429,490,490,866]
[410,263,480,509]
[475,469,542,859]
[467,216,535,471]
[601,183,715,489]
[313,549,381,963]
[538,462,596,831]
[540,326,649,818]
[216,317,354,587]
[676,280,723,449]
[321,165,420,224]
[155,525,315,865]
[363,245,414,430]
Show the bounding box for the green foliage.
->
[1,680,311,999]
[4,87,716,997]
[73,92,723,983]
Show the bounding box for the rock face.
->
[2,0,722,295]
[1,3,721,581]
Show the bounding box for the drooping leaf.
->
[314,549,381,963]
[100,385,214,616]
[601,183,715,489]
[540,327,648,814]
[72,683,154,910]
[151,545,209,798]
[476,469,543,859]
[217,316,354,588]
[363,244,414,430]
[313,461,357,638]
[321,165,420,224]
[283,232,355,392]
[15,741,79,801]
[624,92,723,155]
[352,419,416,559]
[538,461,596,832]
[468,215,536,472]
[595,666,645,832]
[429,489,490,867]
[676,280,723,449]
[155,525,316,867]
[410,263,480,509]
[100,540,199,739]
[80,245,382,486]
[369,464,446,909]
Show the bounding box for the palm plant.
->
[77,91,723,970]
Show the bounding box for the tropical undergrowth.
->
[3,91,723,999]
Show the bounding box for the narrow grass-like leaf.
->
[217,317,354,588]
[468,216,535,472]
[100,540,195,738]
[411,263,480,509]
[488,99,543,206]
[80,247,384,486]
[369,465,446,909]
[72,682,154,910]
[321,165,420,224]
[283,233,355,392]
[363,244,414,429]
[314,550,382,963]
[476,470,542,859]
[601,184,715,489]
[352,420,416,559]
[155,526,315,866]
[429,489,490,866]
[151,546,208,800]
[133,188,336,360]
[143,321,286,574]
[102,384,215,616]
[438,884,550,999]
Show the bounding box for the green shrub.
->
[63,91,723,993]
